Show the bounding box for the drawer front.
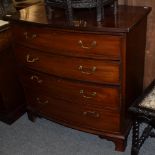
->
[0,29,11,51]
[25,91,121,132]
[14,46,120,84]
[20,69,121,111]
[13,25,122,60]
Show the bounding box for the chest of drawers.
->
[8,4,151,152]
[0,27,25,124]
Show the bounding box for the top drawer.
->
[12,25,122,60]
[0,29,11,51]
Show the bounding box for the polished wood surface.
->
[7,3,151,152]
[0,27,10,51]
[13,24,122,60]
[0,28,25,124]
[6,4,151,32]
[14,46,120,84]
[25,91,121,132]
[126,0,155,89]
[20,68,120,111]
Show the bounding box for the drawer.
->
[13,25,122,60]
[25,91,121,132]
[14,46,120,84]
[20,69,121,111]
[0,29,11,51]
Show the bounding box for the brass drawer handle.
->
[26,54,39,63]
[30,75,43,83]
[36,97,48,105]
[73,20,87,27]
[78,40,96,49]
[80,90,96,99]
[24,32,37,40]
[83,111,100,118]
[78,65,96,75]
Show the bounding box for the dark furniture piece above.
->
[0,0,5,17]
[45,0,118,21]
[129,80,155,155]
[5,4,151,151]
[0,26,25,124]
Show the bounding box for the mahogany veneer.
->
[6,4,151,151]
[0,28,25,124]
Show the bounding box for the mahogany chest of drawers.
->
[0,27,25,124]
[8,4,151,151]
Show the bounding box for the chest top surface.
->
[5,3,151,33]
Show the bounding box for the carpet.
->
[0,114,155,155]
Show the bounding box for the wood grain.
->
[122,0,155,88]
[9,4,150,151]
[0,29,25,124]
[14,45,120,84]
[13,25,122,60]
[20,68,121,111]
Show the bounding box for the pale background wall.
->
[118,0,127,4]
[118,0,155,88]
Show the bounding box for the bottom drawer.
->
[25,90,121,133]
